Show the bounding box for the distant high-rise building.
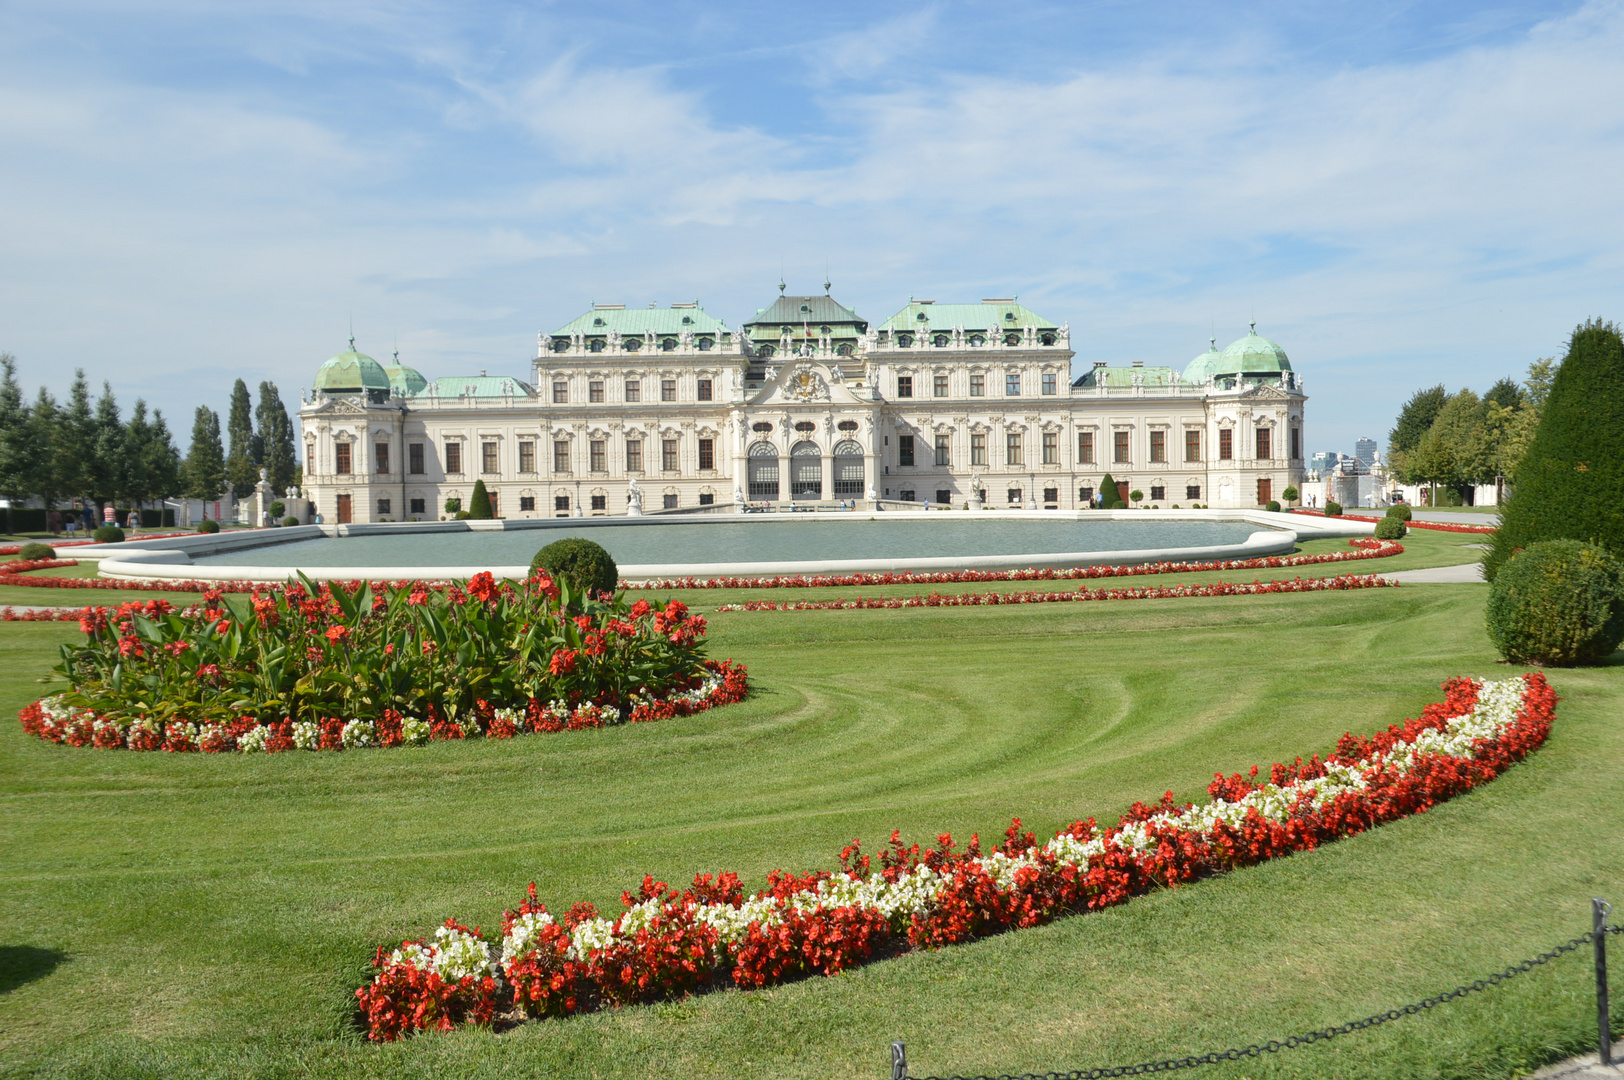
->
[1355,437,1378,467]
[1310,451,1338,474]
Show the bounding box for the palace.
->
[298,287,1306,523]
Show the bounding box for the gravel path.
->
[1380,563,1485,584]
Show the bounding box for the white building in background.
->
[298,288,1307,523]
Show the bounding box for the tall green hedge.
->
[1486,319,1624,580]
[468,480,494,520]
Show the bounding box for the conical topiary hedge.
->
[468,480,494,520]
[1485,319,1624,580]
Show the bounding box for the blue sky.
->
[1,0,1619,455]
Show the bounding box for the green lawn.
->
[2,541,1619,1079]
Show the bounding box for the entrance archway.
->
[790,441,822,498]
[832,439,864,497]
[747,441,779,500]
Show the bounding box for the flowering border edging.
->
[628,538,1402,591]
[714,572,1397,612]
[356,673,1556,1041]
[1290,510,1496,535]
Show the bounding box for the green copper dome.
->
[1182,337,1223,384]
[314,339,391,394]
[381,350,427,397]
[1214,323,1291,376]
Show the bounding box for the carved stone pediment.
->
[746,358,869,408]
[1242,383,1290,401]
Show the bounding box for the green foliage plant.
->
[18,542,54,561]
[1487,319,1624,580]
[1129,489,1143,504]
[1325,501,1342,516]
[283,516,300,528]
[198,519,220,534]
[53,570,712,728]
[1097,473,1117,505]
[1282,486,1299,504]
[1266,500,1281,512]
[92,525,124,543]
[269,501,285,519]
[468,480,494,520]
[531,537,619,600]
[1374,517,1407,540]
[1387,504,1413,520]
[444,496,462,514]
[1485,539,1624,666]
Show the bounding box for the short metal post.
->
[1596,898,1613,1066]
[891,1040,907,1080]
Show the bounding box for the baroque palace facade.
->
[298,288,1306,523]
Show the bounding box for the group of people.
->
[42,506,139,537]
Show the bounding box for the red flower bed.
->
[357,673,1555,1040]
[716,572,1397,612]
[630,538,1402,590]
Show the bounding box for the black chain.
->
[908,926,1620,1080]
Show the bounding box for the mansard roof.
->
[1071,365,1180,389]
[743,294,867,334]
[414,375,536,399]
[880,299,1057,334]
[551,303,730,339]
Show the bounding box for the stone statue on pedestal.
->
[626,476,643,516]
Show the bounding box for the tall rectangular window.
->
[443,442,460,475]
[374,443,390,474]
[661,379,676,402]
[898,434,915,466]
[1256,428,1272,460]
[971,432,987,466]
[1042,372,1057,395]
[589,380,604,403]
[1290,426,1301,460]
[935,434,950,466]
[1079,431,1095,464]
[1042,431,1058,464]
[698,438,714,471]
[377,498,391,517]
[662,438,678,471]
[409,443,425,474]
[589,440,606,472]
[335,442,352,475]
[1149,430,1166,463]
[1150,485,1166,502]
[552,381,568,404]
[482,441,498,473]
[625,379,641,402]
[697,378,713,401]
[1006,432,1023,466]
[1006,371,1020,396]
[1185,430,1200,462]
[625,439,643,471]
[1113,430,1129,464]
[1219,428,1233,460]
[934,374,948,397]
[553,441,569,473]
[897,375,913,398]
[969,374,985,397]
[518,440,535,473]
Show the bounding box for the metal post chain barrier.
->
[1597,898,1613,1067]
[893,920,1624,1080]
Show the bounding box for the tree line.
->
[1386,359,1555,501]
[0,354,298,526]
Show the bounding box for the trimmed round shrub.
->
[93,525,124,544]
[1325,501,1342,516]
[531,538,619,599]
[283,516,300,528]
[198,519,220,534]
[18,542,54,561]
[1486,539,1624,666]
[1374,517,1407,540]
[269,501,285,519]
[1129,489,1144,503]
[444,496,462,514]
[1266,500,1281,512]
[1282,486,1299,503]
[1386,504,1413,521]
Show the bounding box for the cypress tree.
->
[143,408,182,508]
[54,370,94,504]
[1097,472,1117,507]
[256,382,297,496]
[225,378,258,500]
[26,388,61,511]
[88,381,124,512]
[0,355,29,534]
[468,479,493,519]
[1486,319,1624,580]
[123,400,154,513]
[184,406,227,503]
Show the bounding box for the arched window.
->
[1041,333,1055,346]
[897,334,913,348]
[832,439,864,497]
[790,440,822,499]
[933,334,948,347]
[747,441,779,500]
[969,334,984,347]
[552,338,570,353]
[1004,332,1021,345]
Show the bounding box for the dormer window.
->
[625,338,641,352]
[681,315,693,325]
[799,304,810,313]
[932,334,948,347]
[697,337,713,351]
[836,343,853,356]
[661,338,676,351]
[758,344,775,357]
[1004,312,1016,322]
[820,325,830,334]
[552,338,569,352]
[916,312,928,321]
[1004,332,1020,345]
[589,339,604,353]
[1041,333,1055,346]
[897,333,913,348]
[593,317,605,326]
[969,334,985,347]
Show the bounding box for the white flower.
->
[400,717,431,746]
[291,721,319,750]
[341,720,376,749]
[237,725,269,753]
[500,910,556,966]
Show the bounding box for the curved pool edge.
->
[90,510,1375,584]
